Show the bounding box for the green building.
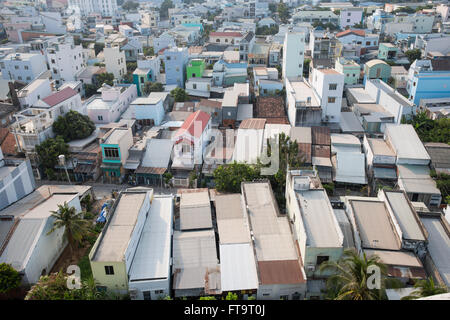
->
[186,59,206,80]
[378,43,399,61]
[100,127,133,183]
[364,59,391,84]
[335,57,361,85]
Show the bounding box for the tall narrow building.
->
[282,31,305,80]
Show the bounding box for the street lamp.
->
[58,154,71,184]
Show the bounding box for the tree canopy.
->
[405,48,422,64]
[277,3,290,24]
[402,277,448,300]
[213,162,260,193]
[122,1,139,11]
[170,87,188,102]
[53,110,96,142]
[159,0,174,19]
[405,112,450,143]
[36,136,69,172]
[0,263,21,294]
[143,47,155,56]
[256,25,279,36]
[143,82,164,95]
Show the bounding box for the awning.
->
[74,163,97,174]
[373,167,397,180]
[124,162,140,170]
[135,166,167,175]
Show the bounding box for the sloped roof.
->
[337,29,365,38]
[173,110,210,143]
[42,87,78,107]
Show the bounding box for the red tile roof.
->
[336,29,365,38]
[42,87,78,107]
[174,110,210,143]
[209,32,242,37]
[0,128,17,155]
[239,118,266,130]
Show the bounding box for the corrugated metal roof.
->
[172,230,218,269]
[420,217,450,287]
[397,164,440,195]
[334,152,367,184]
[128,196,173,282]
[140,139,173,169]
[311,126,330,145]
[365,249,423,268]
[92,192,148,262]
[180,191,212,230]
[373,167,397,179]
[0,218,45,271]
[233,126,265,164]
[215,194,244,220]
[290,126,312,144]
[384,191,426,241]
[295,189,343,248]
[333,209,355,249]
[340,112,364,133]
[258,260,305,285]
[385,124,430,162]
[239,118,266,130]
[220,243,258,291]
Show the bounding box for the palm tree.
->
[401,277,448,300]
[47,202,89,256]
[319,249,388,300]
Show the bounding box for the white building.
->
[0,53,47,84]
[232,118,266,164]
[185,78,212,98]
[285,78,322,127]
[128,195,173,300]
[285,170,344,283]
[340,8,364,29]
[12,87,83,154]
[0,192,83,284]
[17,77,53,109]
[283,31,305,80]
[85,83,137,124]
[104,46,127,79]
[46,39,85,86]
[0,147,36,212]
[242,182,307,300]
[68,0,119,17]
[311,68,345,123]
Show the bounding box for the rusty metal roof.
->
[312,126,331,146]
[258,260,306,285]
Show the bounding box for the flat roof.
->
[350,200,402,251]
[334,152,367,185]
[233,126,264,164]
[365,249,423,268]
[289,80,320,106]
[128,196,173,282]
[86,97,114,110]
[220,243,259,291]
[242,182,298,262]
[140,139,173,169]
[347,87,376,104]
[420,217,450,287]
[290,126,312,144]
[367,138,395,156]
[340,112,364,133]
[295,189,343,248]
[172,230,218,269]
[104,128,128,145]
[397,164,440,195]
[331,133,361,146]
[384,191,426,241]
[180,191,212,231]
[92,192,148,262]
[333,209,355,248]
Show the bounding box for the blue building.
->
[163,47,189,88]
[130,92,169,126]
[407,57,450,105]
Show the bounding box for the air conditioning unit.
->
[306,265,315,273]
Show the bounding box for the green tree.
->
[122,1,139,11]
[170,87,188,102]
[303,58,311,78]
[213,162,260,193]
[126,62,137,73]
[405,48,422,64]
[47,202,90,256]
[160,0,174,19]
[84,84,99,98]
[94,43,105,56]
[143,46,155,56]
[199,296,216,300]
[225,292,238,300]
[320,249,388,300]
[96,72,114,86]
[277,3,290,24]
[53,110,96,142]
[402,277,448,300]
[0,263,21,294]
[268,3,277,14]
[255,25,279,36]
[36,136,69,172]
[143,82,164,95]
[25,272,108,300]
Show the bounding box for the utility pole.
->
[58,154,72,184]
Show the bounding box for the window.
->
[143,291,151,300]
[104,147,119,158]
[24,65,29,70]
[216,39,220,43]
[193,83,197,89]
[104,266,114,275]
[316,256,329,266]
[18,76,22,80]
[280,295,289,300]
[366,41,371,45]
[182,143,191,153]
[14,65,19,70]
[347,19,350,22]
[328,97,336,103]
[98,115,103,121]
[140,77,144,83]
[155,290,164,294]
[26,76,31,81]
[329,83,337,90]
